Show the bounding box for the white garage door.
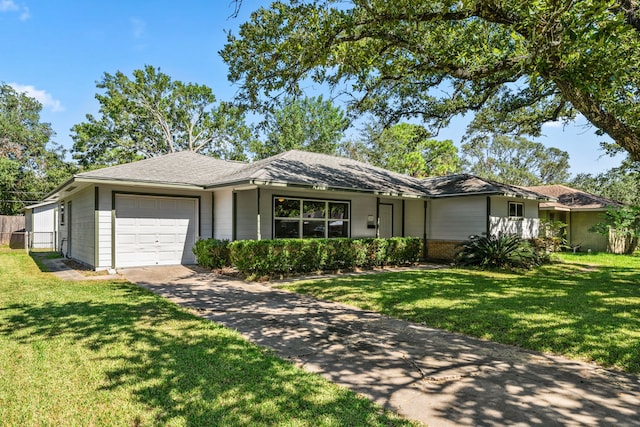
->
[115,194,198,268]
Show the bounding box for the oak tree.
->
[222,1,640,160]
[71,65,253,167]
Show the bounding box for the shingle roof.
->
[423,174,548,199]
[208,150,428,196]
[76,151,246,186]
[524,185,624,210]
[52,150,553,200]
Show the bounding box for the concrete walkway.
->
[119,265,640,427]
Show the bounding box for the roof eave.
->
[206,179,427,198]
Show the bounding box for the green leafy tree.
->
[461,135,570,185]
[72,65,253,167]
[251,96,349,159]
[590,206,640,254]
[344,123,460,177]
[221,1,640,160]
[0,83,72,214]
[570,160,640,206]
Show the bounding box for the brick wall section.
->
[426,239,464,261]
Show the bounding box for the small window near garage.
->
[274,197,350,239]
[59,202,65,225]
[508,202,524,219]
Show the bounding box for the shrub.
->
[192,239,231,269]
[220,237,423,277]
[455,234,548,270]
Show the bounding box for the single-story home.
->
[525,185,624,252]
[38,150,548,270]
[23,201,59,250]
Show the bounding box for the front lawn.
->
[278,252,640,373]
[0,248,414,427]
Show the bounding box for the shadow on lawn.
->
[288,262,640,374]
[130,275,640,427]
[0,283,409,426]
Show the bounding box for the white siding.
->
[489,217,539,239]
[213,188,233,241]
[31,204,58,249]
[429,196,487,240]
[235,189,258,240]
[69,186,96,266]
[349,194,377,238]
[404,199,425,238]
[489,197,539,239]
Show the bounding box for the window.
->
[274,197,349,239]
[508,202,524,219]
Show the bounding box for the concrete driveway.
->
[120,265,640,427]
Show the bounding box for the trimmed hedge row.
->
[193,237,423,276]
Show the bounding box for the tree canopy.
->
[250,96,349,159]
[71,65,253,167]
[222,1,640,160]
[344,123,460,177]
[0,83,74,214]
[461,135,570,185]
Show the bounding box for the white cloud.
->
[542,120,563,129]
[130,17,146,39]
[1,0,30,20]
[9,83,64,112]
[19,5,29,20]
[0,0,18,12]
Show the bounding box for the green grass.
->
[0,248,415,427]
[278,252,640,373]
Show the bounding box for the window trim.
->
[273,196,351,239]
[508,201,524,220]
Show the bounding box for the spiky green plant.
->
[455,234,547,270]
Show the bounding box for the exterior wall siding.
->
[571,211,608,252]
[429,196,487,240]
[489,197,539,239]
[31,204,58,250]
[404,199,425,238]
[235,189,258,240]
[68,186,95,266]
[213,188,233,241]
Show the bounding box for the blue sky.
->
[0,0,625,175]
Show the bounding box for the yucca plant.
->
[455,234,545,270]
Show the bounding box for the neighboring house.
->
[40,150,549,270]
[525,185,624,252]
[23,201,58,250]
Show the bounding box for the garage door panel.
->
[115,195,198,268]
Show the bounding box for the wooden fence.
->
[0,215,26,247]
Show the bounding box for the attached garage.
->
[114,194,199,268]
